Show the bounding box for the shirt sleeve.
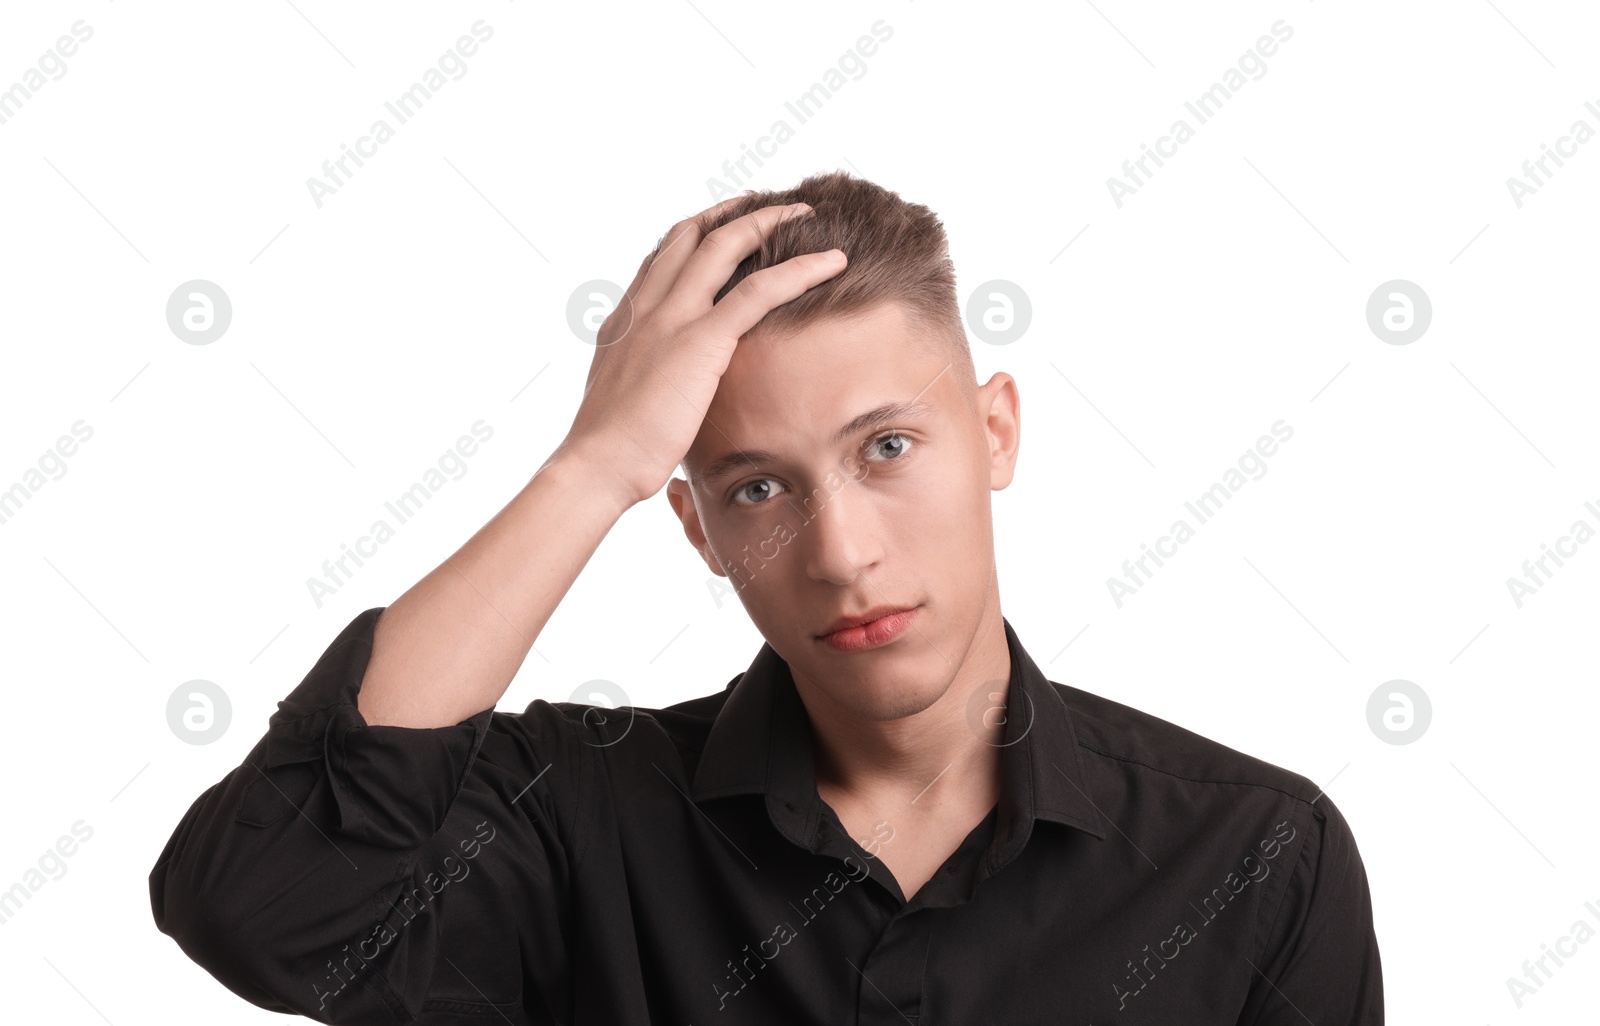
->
[148,606,591,1025]
[1240,792,1385,1024]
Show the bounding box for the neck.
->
[797,597,1012,818]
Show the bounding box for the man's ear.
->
[665,477,726,577]
[977,371,1021,490]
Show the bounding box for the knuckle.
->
[698,224,736,253]
[668,217,707,244]
[707,215,763,249]
[597,297,627,330]
[732,273,769,300]
[600,302,644,346]
[655,220,700,258]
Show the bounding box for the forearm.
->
[357,441,636,728]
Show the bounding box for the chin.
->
[837,675,946,722]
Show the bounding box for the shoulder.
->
[1049,680,1371,911]
[1052,679,1323,808]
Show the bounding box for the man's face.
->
[666,300,1019,723]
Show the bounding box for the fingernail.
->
[791,202,813,213]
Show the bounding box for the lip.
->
[817,606,919,652]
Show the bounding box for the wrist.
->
[544,434,647,513]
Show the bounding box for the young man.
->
[150,171,1383,1023]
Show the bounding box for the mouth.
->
[817,606,919,652]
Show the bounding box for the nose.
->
[799,474,882,586]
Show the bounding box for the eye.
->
[730,478,786,507]
[864,431,914,462]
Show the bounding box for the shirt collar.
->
[691,616,1107,867]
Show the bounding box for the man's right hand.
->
[352,198,847,730]
[558,198,848,508]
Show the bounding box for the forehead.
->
[685,301,958,473]
[720,300,942,398]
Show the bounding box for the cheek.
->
[697,502,755,555]
[919,459,993,561]
[918,450,989,521]
[703,517,797,584]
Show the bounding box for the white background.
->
[1,1,1596,1022]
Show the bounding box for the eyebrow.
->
[697,398,937,485]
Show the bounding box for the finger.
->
[624,199,798,337]
[622,247,653,300]
[611,247,654,321]
[628,197,749,312]
[695,248,847,342]
[666,202,815,312]
[596,248,657,347]
[604,197,722,343]
[692,194,751,220]
[630,217,705,312]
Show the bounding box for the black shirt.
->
[150,607,1383,1024]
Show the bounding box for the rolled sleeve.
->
[149,606,580,1024]
[237,607,492,849]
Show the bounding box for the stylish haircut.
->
[655,169,975,383]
